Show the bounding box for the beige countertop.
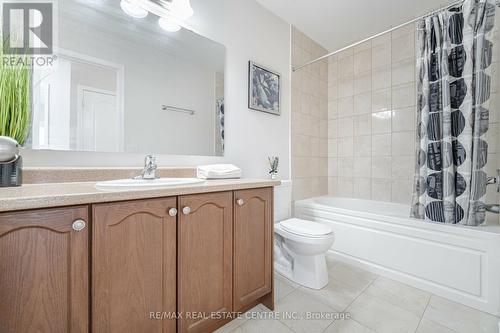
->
[0,179,281,212]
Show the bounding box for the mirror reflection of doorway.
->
[77,87,119,152]
[31,50,124,152]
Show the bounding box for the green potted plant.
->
[0,38,30,186]
[0,46,30,145]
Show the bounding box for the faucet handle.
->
[486,169,500,193]
[135,154,158,180]
[144,154,156,166]
[496,169,500,193]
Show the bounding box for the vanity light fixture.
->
[158,17,181,32]
[170,0,193,20]
[121,0,194,32]
[120,0,148,18]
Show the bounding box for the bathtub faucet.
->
[484,204,500,214]
[486,169,500,193]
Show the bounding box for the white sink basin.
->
[95,177,205,189]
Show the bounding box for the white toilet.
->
[274,180,335,289]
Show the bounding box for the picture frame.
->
[248,61,281,115]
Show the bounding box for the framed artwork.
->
[248,61,280,115]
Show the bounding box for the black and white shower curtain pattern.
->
[217,98,225,150]
[411,0,496,226]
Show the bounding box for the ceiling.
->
[256,0,458,51]
[62,0,225,71]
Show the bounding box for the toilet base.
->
[275,252,329,290]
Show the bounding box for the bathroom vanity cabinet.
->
[177,191,233,333]
[92,197,178,333]
[0,206,89,333]
[0,186,274,333]
[233,188,273,312]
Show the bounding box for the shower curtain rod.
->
[292,0,500,72]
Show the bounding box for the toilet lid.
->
[280,218,333,237]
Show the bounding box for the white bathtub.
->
[294,196,500,316]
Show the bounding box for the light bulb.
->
[170,0,193,19]
[158,17,181,32]
[120,0,148,19]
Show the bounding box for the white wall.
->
[24,0,291,179]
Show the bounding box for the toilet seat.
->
[279,218,333,238]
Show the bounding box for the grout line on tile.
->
[320,319,337,333]
[343,274,379,312]
[273,288,305,333]
[417,318,461,333]
[388,32,395,202]
[362,275,432,318]
[413,293,432,333]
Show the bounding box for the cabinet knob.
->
[72,219,86,231]
[182,206,191,215]
[168,208,178,217]
[236,199,245,206]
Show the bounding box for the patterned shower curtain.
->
[217,98,225,151]
[411,0,496,226]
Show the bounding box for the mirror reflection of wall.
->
[29,0,225,156]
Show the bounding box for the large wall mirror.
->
[28,0,225,156]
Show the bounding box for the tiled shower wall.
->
[291,27,329,201]
[327,24,418,204]
[292,17,500,209]
[327,21,500,206]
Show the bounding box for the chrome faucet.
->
[486,169,500,192]
[135,154,158,180]
[485,204,500,214]
[484,169,500,214]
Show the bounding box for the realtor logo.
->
[2,2,53,55]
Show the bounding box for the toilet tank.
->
[274,180,292,222]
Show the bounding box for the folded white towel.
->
[197,164,242,179]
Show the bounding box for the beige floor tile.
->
[276,288,338,333]
[328,262,378,290]
[422,296,499,333]
[364,277,431,316]
[220,265,498,333]
[232,317,294,333]
[275,273,299,302]
[347,293,421,333]
[324,318,376,332]
[416,319,459,333]
[215,304,275,333]
[214,319,246,333]
[325,253,343,266]
[214,306,257,333]
[297,278,365,312]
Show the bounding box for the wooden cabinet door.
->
[178,192,233,333]
[0,206,89,333]
[92,198,177,333]
[233,187,273,311]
